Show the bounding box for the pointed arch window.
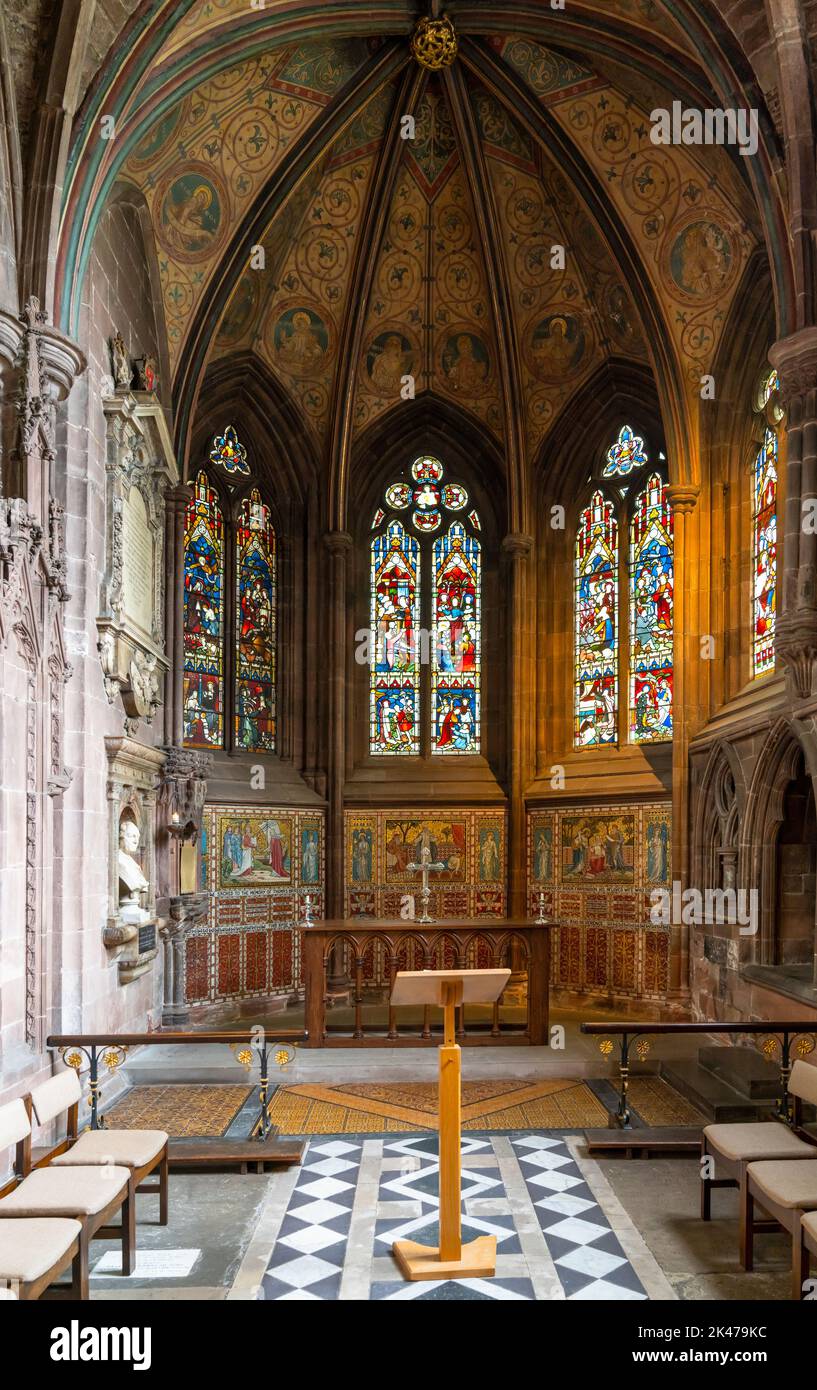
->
[752,372,779,679]
[575,490,618,746]
[630,473,674,742]
[371,521,421,754]
[235,490,276,751]
[574,426,674,747]
[183,471,225,749]
[183,429,277,752]
[369,455,481,756]
[432,522,481,754]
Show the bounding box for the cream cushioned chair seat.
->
[748,1159,817,1209]
[0,1218,80,1282]
[0,1165,129,1217]
[704,1122,816,1162]
[51,1129,167,1169]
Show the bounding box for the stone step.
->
[659,1058,778,1123]
[697,1045,781,1100]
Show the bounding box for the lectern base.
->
[392,1235,497,1281]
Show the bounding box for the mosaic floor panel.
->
[105,1085,253,1137]
[264,1076,702,1133]
[258,1133,674,1301]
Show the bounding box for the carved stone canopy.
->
[96,391,179,730]
[159,745,212,843]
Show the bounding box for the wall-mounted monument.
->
[103,736,165,982]
[96,362,178,733]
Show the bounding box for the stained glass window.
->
[369,456,481,755]
[575,491,618,746]
[183,471,225,748]
[370,520,420,755]
[762,369,779,406]
[432,523,481,755]
[603,424,648,478]
[752,426,777,677]
[210,424,249,476]
[629,474,674,741]
[235,489,276,751]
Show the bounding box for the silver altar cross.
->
[406,829,446,924]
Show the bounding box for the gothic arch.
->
[740,716,807,964]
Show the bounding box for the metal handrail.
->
[46,1029,307,1137]
[580,1020,817,1129]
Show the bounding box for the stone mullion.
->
[667,486,700,1000]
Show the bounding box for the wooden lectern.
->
[389,968,511,1281]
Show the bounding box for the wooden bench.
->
[743,1157,817,1300]
[31,1070,169,1225]
[800,1211,817,1292]
[700,1059,817,1220]
[0,1096,134,1292]
[0,1218,84,1300]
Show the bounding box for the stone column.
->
[161,892,207,1026]
[770,327,817,695]
[324,529,352,928]
[667,485,700,999]
[502,533,534,925]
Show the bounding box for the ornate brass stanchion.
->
[756,1031,816,1124]
[598,1034,651,1129]
[59,1044,129,1130]
[230,1035,297,1140]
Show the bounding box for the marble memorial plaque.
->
[122,485,154,636]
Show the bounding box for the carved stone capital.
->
[769,327,817,407]
[666,484,700,516]
[501,532,533,559]
[776,612,817,700]
[323,529,353,557]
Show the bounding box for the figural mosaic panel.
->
[528,801,671,1001]
[185,804,325,1004]
[344,808,506,920]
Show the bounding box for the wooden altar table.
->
[301,919,552,1047]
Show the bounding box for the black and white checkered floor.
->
[259,1133,664,1301]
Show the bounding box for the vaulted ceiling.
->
[47,0,793,514]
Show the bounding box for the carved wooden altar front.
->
[302,919,552,1046]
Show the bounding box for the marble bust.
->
[118,819,150,927]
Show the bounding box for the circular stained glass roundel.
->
[413,508,441,532]
[385,483,411,509]
[411,455,444,483]
[442,482,468,510]
[414,481,440,509]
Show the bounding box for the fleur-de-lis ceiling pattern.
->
[109,11,760,463]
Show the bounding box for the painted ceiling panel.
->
[120,41,375,368]
[353,80,504,445]
[497,35,758,401]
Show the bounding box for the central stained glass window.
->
[370,456,481,756]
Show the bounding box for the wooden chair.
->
[0,1096,134,1281]
[700,1059,817,1219]
[799,1211,817,1296]
[30,1070,169,1226]
[742,1157,817,1299]
[0,1217,84,1300]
